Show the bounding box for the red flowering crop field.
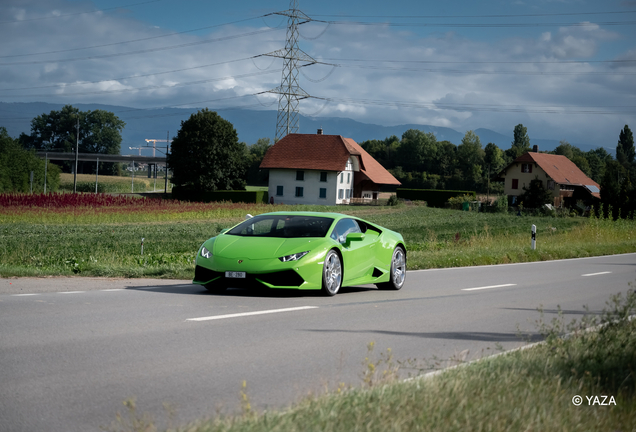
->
[0,192,290,224]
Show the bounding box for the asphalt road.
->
[1,254,634,432]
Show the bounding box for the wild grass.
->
[107,290,636,432]
[1,195,635,278]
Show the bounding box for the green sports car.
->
[193,211,406,296]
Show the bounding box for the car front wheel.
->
[377,246,406,290]
[322,249,342,296]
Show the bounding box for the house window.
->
[320,172,328,182]
[319,188,327,199]
[295,187,303,197]
[521,163,532,174]
[276,185,283,196]
[346,189,351,199]
[340,173,344,184]
[512,179,519,190]
[296,171,304,181]
[547,180,555,190]
[347,173,351,184]
[338,189,344,199]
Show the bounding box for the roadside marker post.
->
[531,224,536,250]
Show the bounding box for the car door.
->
[330,218,375,282]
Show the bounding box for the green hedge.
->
[396,188,476,208]
[172,187,269,204]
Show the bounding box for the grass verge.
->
[107,290,636,432]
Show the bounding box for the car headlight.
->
[201,246,212,259]
[279,251,309,262]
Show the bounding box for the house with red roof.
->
[498,147,601,207]
[259,130,401,205]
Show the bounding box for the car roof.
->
[254,211,350,219]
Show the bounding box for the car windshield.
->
[226,215,334,238]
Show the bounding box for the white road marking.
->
[11,293,39,297]
[58,291,85,294]
[582,271,612,277]
[187,306,318,322]
[461,283,517,291]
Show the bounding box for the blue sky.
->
[2,0,635,148]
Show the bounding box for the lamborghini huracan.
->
[193,211,406,296]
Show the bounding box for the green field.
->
[0,198,635,279]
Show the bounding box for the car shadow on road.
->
[125,283,376,298]
[502,307,604,316]
[303,328,542,343]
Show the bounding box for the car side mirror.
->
[345,232,365,243]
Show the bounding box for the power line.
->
[309,10,636,19]
[321,19,636,28]
[0,16,271,59]
[322,57,636,65]
[0,27,282,66]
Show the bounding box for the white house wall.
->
[268,168,354,206]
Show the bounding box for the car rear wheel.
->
[322,249,342,296]
[377,246,406,290]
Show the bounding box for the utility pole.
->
[73,116,79,194]
[164,131,169,194]
[264,0,317,141]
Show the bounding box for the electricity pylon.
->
[264,0,316,141]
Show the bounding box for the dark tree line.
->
[359,124,624,200]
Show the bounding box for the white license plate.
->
[225,271,246,279]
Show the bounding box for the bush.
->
[386,194,400,206]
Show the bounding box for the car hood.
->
[213,235,325,260]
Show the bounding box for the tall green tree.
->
[484,142,505,175]
[600,160,630,219]
[246,137,272,186]
[20,105,125,175]
[168,109,247,191]
[506,124,531,160]
[457,131,484,187]
[616,125,634,168]
[396,129,438,173]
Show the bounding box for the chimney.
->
[533,145,538,153]
[317,128,323,135]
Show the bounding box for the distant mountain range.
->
[0,101,609,156]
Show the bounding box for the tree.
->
[484,142,505,173]
[395,129,438,173]
[20,105,125,175]
[600,160,629,219]
[586,147,612,183]
[616,125,634,168]
[506,124,531,160]
[168,109,247,191]
[457,131,484,187]
[246,137,272,186]
[519,176,553,208]
[0,127,61,192]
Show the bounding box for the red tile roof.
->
[511,152,600,198]
[260,133,400,185]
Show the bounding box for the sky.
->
[1,0,635,148]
